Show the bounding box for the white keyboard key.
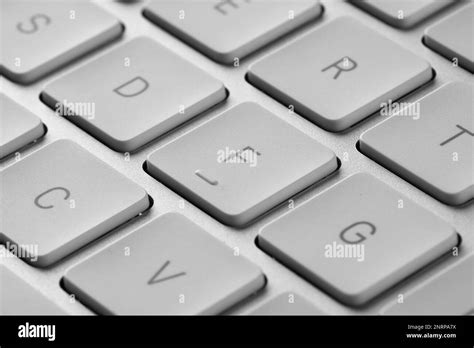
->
[360,82,474,205]
[381,254,474,315]
[0,0,123,84]
[64,214,265,315]
[249,292,324,315]
[248,17,433,132]
[42,37,226,152]
[258,173,459,306]
[0,140,149,267]
[0,94,44,159]
[424,4,474,73]
[352,0,453,28]
[0,264,65,314]
[146,102,337,227]
[144,0,322,64]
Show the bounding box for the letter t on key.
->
[440,125,474,146]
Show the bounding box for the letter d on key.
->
[113,76,149,97]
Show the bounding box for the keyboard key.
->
[248,17,433,132]
[0,263,65,314]
[381,254,474,315]
[42,37,226,152]
[258,173,458,306]
[360,82,473,205]
[0,140,149,267]
[249,292,324,315]
[424,4,474,73]
[0,0,123,84]
[146,102,337,227]
[64,213,265,315]
[351,0,453,29]
[144,0,322,64]
[0,94,44,159]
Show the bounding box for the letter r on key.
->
[322,56,358,79]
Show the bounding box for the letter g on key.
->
[339,221,376,244]
[34,187,71,209]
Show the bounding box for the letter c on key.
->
[34,187,71,209]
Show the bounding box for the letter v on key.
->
[148,260,186,285]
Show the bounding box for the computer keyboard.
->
[0,94,45,159]
[146,102,338,227]
[247,16,434,131]
[0,0,473,316]
[41,36,227,152]
[2,139,150,266]
[381,253,474,315]
[258,173,459,306]
[143,0,323,64]
[351,0,454,28]
[0,1,124,84]
[63,214,266,315]
[424,4,474,72]
[360,82,473,205]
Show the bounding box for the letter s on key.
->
[113,76,149,97]
[17,14,51,34]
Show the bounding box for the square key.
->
[360,82,474,205]
[351,0,453,29]
[249,292,324,315]
[147,102,337,227]
[144,0,322,64]
[381,254,474,315]
[64,213,265,315]
[0,140,149,267]
[424,4,474,73]
[248,17,433,131]
[0,264,65,314]
[0,0,123,84]
[258,173,458,306]
[42,37,226,152]
[0,93,45,159]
